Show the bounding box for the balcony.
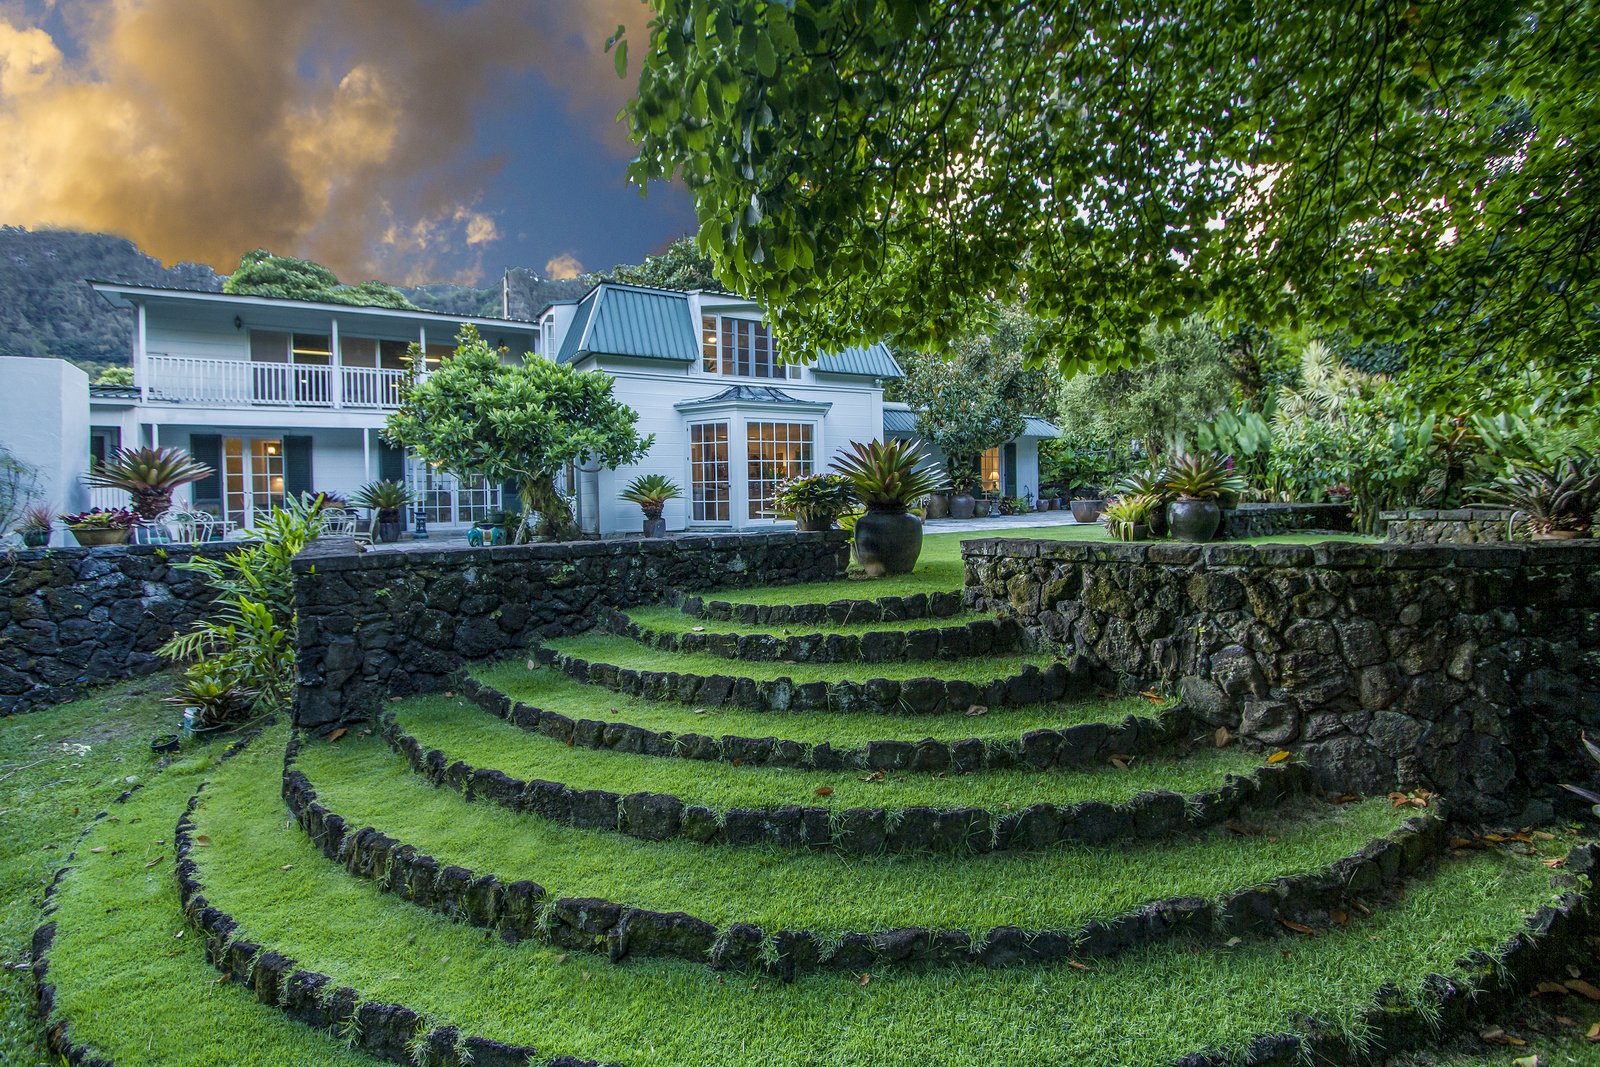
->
[144,354,405,409]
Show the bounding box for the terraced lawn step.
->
[385,695,1302,854]
[289,732,1448,977]
[178,729,1598,1067]
[606,605,1029,663]
[674,588,968,625]
[536,634,1083,713]
[461,670,1190,773]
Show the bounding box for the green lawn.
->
[472,659,1169,747]
[390,693,1265,814]
[695,524,1376,605]
[301,725,1402,936]
[543,632,1056,685]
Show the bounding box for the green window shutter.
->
[378,443,405,484]
[283,435,314,500]
[190,434,222,508]
[1002,443,1017,496]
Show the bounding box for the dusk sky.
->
[0,0,698,285]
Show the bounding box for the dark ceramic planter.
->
[1168,498,1221,542]
[21,530,50,547]
[643,516,668,538]
[376,509,402,543]
[924,493,950,520]
[854,509,924,577]
[1070,498,1105,523]
[948,493,976,520]
[1148,504,1169,538]
[795,512,834,532]
[1218,489,1241,510]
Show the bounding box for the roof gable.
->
[557,284,699,365]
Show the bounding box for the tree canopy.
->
[597,236,723,291]
[622,1,1600,402]
[382,326,652,540]
[224,249,418,310]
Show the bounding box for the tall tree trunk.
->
[517,473,576,543]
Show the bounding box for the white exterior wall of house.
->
[0,356,91,545]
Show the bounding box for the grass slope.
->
[177,729,1571,1067]
[302,728,1411,936]
[542,632,1054,683]
[391,694,1263,813]
[624,603,998,637]
[471,660,1170,747]
[15,697,379,1067]
[695,525,1376,605]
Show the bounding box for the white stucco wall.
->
[0,356,90,544]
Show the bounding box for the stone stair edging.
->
[381,715,1311,855]
[531,643,1090,714]
[458,673,1191,774]
[284,732,1450,981]
[673,588,967,626]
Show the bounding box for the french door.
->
[689,422,731,523]
[221,438,285,526]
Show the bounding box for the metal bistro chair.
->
[319,507,361,539]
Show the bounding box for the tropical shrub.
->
[619,475,683,521]
[1471,453,1600,537]
[158,496,322,717]
[19,505,53,534]
[59,507,137,530]
[771,473,856,524]
[1159,453,1247,501]
[85,445,214,520]
[1102,495,1157,540]
[831,439,946,512]
[1563,735,1600,819]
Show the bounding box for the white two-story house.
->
[1,279,1055,541]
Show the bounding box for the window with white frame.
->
[406,462,501,525]
[700,315,799,379]
[689,422,731,522]
[746,422,814,519]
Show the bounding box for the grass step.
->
[288,731,1448,976]
[174,727,1595,1067]
[606,606,1029,663]
[535,634,1081,713]
[385,695,1301,854]
[674,589,969,625]
[462,669,1189,773]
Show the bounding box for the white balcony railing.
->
[143,355,404,409]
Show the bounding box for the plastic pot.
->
[853,508,924,577]
[1168,498,1221,542]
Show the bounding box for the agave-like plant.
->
[1114,462,1173,503]
[831,439,946,512]
[1158,451,1249,501]
[1471,452,1600,537]
[351,479,416,514]
[1563,734,1600,818]
[85,446,214,520]
[619,474,683,520]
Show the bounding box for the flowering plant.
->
[60,507,138,530]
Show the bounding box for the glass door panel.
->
[690,422,730,522]
[746,422,813,519]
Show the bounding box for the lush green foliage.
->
[895,305,1051,488]
[622,2,1600,402]
[619,474,683,519]
[770,472,855,520]
[1159,453,1247,502]
[59,507,136,530]
[350,479,415,512]
[384,326,652,541]
[1102,495,1158,539]
[830,439,945,511]
[158,497,321,716]
[597,235,722,291]
[17,504,52,533]
[1472,452,1600,535]
[223,249,417,310]
[93,365,135,386]
[85,445,214,520]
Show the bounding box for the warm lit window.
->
[747,422,814,519]
[690,422,731,522]
[981,447,1001,492]
[701,315,788,378]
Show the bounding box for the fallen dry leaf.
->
[857,973,871,987]
[1138,690,1164,704]
[1278,919,1316,936]
[814,786,834,798]
[88,846,105,854]
[1108,756,1130,771]
[1331,910,1349,926]
[965,705,988,717]
[1067,960,1091,971]
[1564,979,1600,1002]
[1267,750,1291,764]
[1534,981,1570,996]
[1587,1021,1600,1042]
[691,626,706,632]
[327,727,347,742]
[1214,727,1232,748]
[1478,1027,1527,1046]
[860,770,886,783]
[1332,793,1360,805]
[1545,857,1567,869]
[1509,1056,1540,1067]
[144,855,163,869]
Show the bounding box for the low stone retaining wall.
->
[1220,502,1353,539]
[964,538,1600,820]
[1382,508,1517,544]
[292,531,850,732]
[1,543,233,715]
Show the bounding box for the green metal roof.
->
[884,408,1061,439]
[1022,416,1061,438]
[557,284,700,365]
[814,343,903,379]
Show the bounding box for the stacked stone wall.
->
[1219,502,1353,539]
[1382,508,1518,544]
[964,538,1600,820]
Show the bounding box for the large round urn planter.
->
[948,492,976,520]
[853,509,924,577]
[68,527,128,548]
[21,530,50,548]
[1070,498,1105,523]
[1167,499,1221,543]
[925,493,950,520]
[375,509,403,543]
[795,513,834,533]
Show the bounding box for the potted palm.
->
[832,439,946,577]
[352,480,416,543]
[1473,452,1600,539]
[620,474,682,537]
[772,473,856,531]
[1158,452,1247,542]
[19,504,53,547]
[85,446,214,521]
[60,507,137,547]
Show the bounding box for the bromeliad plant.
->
[832,439,946,513]
[771,473,856,529]
[59,507,137,530]
[1563,734,1600,819]
[1471,452,1600,538]
[1102,495,1158,541]
[85,445,214,520]
[1158,451,1248,501]
[619,474,683,522]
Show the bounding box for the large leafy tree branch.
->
[383,326,653,540]
[622,1,1598,400]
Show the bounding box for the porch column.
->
[330,317,344,408]
[136,302,149,403]
[362,427,371,481]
